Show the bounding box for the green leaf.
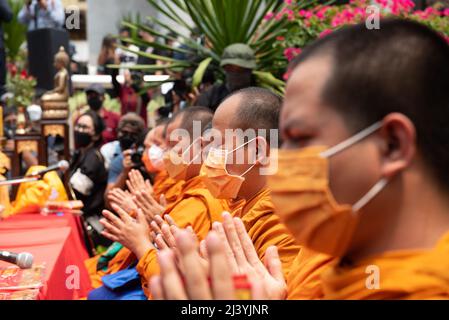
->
[192,57,213,88]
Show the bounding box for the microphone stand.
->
[0,176,40,186]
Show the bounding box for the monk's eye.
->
[282,128,312,149]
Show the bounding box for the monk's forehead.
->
[213,94,242,130]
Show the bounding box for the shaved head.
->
[216,87,282,145]
[169,106,214,136]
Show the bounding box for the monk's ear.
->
[255,136,269,166]
[378,113,416,179]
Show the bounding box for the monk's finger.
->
[199,239,208,260]
[135,193,151,211]
[101,231,119,243]
[234,217,261,267]
[264,246,285,283]
[154,215,165,228]
[161,223,176,248]
[102,210,124,229]
[186,226,198,243]
[126,180,136,194]
[155,234,169,250]
[115,188,128,198]
[159,194,167,207]
[150,275,164,300]
[222,212,247,266]
[111,203,132,223]
[164,214,177,227]
[151,221,162,235]
[206,231,235,300]
[212,222,238,273]
[176,230,212,299]
[99,218,121,236]
[158,249,188,300]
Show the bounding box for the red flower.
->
[8,63,17,77]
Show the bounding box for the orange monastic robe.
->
[84,170,183,289]
[239,188,301,279]
[153,170,184,203]
[136,175,233,296]
[321,231,449,299]
[287,248,337,299]
[3,166,68,218]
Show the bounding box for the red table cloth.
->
[0,213,92,299]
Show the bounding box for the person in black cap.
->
[196,43,257,112]
[72,83,120,145]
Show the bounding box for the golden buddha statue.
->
[42,47,70,102]
[41,47,70,119]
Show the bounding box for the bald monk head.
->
[165,106,213,181]
[210,87,282,200]
[279,19,449,261]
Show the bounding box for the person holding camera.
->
[104,112,146,208]
[18,0,65,31]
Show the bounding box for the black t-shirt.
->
[196,83,231,112]
[69,148,108,218]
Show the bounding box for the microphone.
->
[27,160,70,178]
[0,251,34,269]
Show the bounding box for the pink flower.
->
[444,8,449,16]
[264,12,274,20]
[284,0,293,4]
[316,11,325,20]
[319,29,333,38]
[298,9,312,19]
[284,47,302,61]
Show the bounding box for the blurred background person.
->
[72,84,120,145]
[69,110,109,247]
[196,43,257,111]
[97,34,119,76]
[18,0,65,31]
[104,112,146,207]
[0,0,11,96]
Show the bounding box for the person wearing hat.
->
[196,43,257,112]
[72,83,120,145]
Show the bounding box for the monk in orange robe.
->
[272,19,449,299]
[101,107,234,296]
[150,89,301,294]
[85,122,182,289]
[203,88,301,279]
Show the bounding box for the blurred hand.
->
[126,169,153,197]
[134,190,166,224]
[107,188,137,214]
[150,215,207,273]
[150,230,235,300]
[213,212,287,300]
[100,204,153,259]
[122,149,134,172]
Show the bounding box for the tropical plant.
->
[111,0,320,95]
[4,0,27,60]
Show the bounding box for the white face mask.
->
[148,145,165,171]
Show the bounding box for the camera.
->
[130,145,144,167]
